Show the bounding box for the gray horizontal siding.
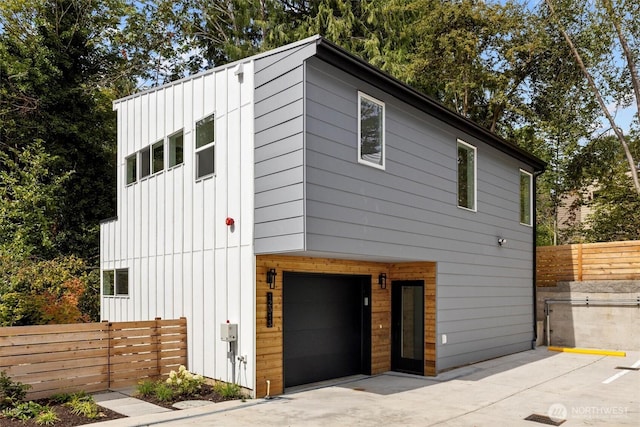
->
[304,58,535,372]
[253,41,317,253]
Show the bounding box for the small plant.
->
[35,407,59,425]
[154,383,175,402]
[3,400,45,421]
[165,365,205,397]
[213,381,243,399]
[65,393,101,419]
[136,379,157,397]
[0,371,30,409]
[49,392,72,404]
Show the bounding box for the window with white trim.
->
[169,130,184,167]
[126,154,137,185]
[520,169,533,226]
[457,140,477,211]
[102,268,129,296]
[152,140,164,173]
[358,92,385,169]
[195,114,215,179]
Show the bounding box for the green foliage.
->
[0,371,30,410]
[35,406,59,425]
[153,383,176,402]
[165,365,205,396]
[137,366,212,402]
[0,255,97,325]
[65,392,101,419]
[136,379,157,397]
[2,401,45,421]
[35,410,59,425]
[213,381,243,399]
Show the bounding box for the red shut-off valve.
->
[225,217,235,226]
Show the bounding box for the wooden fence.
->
[0,317,187,400]
[537,240,640,286]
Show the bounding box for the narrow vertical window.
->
[195,114,215,179]
[457,140,477,211]
[358,92,385,169]
[126,155,137,185]
[103,270,114,295]
[140,146,151,178]
[520,169,533,226]
[116,269,129,295]
[169,130,184,167]
[152,140,164,173]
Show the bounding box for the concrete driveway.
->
[94,347,640,426]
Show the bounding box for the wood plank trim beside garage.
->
[255,255,436,397]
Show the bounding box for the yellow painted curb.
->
[548,346,626,357]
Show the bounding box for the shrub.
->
[213,381,243,399]
[35,407,59,425]
[154,383,175,402]
[165,365,205,397]
[65,392,101,419]
[0,371,30,409]
[2,401,45,421]
[136,379,157,397]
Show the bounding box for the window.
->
[520,169,533,226]
[103,270,114,295]
[126,155,137,185]
[102,268,129,296]
[195,114,215,179]
[358,92,385,169]
[140,146,151,178]
[169,130,184,167]
[152,140,164,173]
[457,140,477,211]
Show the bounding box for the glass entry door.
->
[391,280,424,375]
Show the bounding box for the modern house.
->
[100,35,546,397]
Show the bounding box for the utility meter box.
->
[220,323,238,342]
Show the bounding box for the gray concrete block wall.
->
[537,281,640,350]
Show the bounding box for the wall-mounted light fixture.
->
[378,273,387,289]
[266,268,277,289]
[498,238,507,246]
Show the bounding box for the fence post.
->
[181,316,187,370]
[577,244,583,282]
[102,320,111,390]
[154,317,161,379]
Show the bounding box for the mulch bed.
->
[0,385,240,426]
[0,399,126,427]
[134,383,239,410]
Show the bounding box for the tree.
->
[1,0,125,324]
[544,0,640,195]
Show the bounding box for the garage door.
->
[283,272,371,388]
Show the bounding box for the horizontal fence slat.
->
[537,240,640,286]
[0,318,187,399]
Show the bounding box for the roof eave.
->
[314,38,546,173]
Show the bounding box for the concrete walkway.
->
[89,347,640,426]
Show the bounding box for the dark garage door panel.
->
[283,274,363,388]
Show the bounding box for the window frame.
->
[126,154,137,185]
[357,91,386,170]
[520,169,533,226]
[457,139,477,212]
[152,139,164,174]
[195,113,216,180]
[139,146,151,179]
[168,129,184,168]
[102,268,129,297]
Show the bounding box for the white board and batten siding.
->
[100,61,256,389]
